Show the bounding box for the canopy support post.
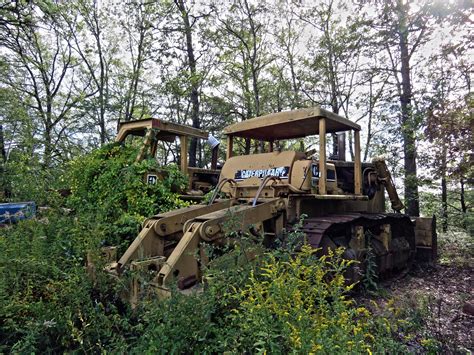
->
[354,130,362,195]
[319,118,327,195]
[226,136,233,160]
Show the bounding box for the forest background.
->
[0,0,472,352]
[0,0,471,228]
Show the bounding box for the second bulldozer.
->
[108,107,437,303]
[116,118,221,196]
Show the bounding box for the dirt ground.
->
[388,262,472,353]
[363,231,473,353]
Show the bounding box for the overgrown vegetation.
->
[0,214,129,352]
[1,141,472,352]
[0,143,191,351]
[65,142,189,249]
[0,213,411,353]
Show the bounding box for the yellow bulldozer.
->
[108,108,437,303]
[116,118,221,196]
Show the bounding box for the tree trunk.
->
[99,105,106,144]
[364,79,374,161]
[0,125,6,164]
[397,1,420,216]
[441,176,448,232]
[44,90,53,169]
[93,1,107,144]
[245,0,260,120]
[460,177,467,230]
[289,52,299,108]
[0,125,10,199]
[176,0,200,167]
[330,102,339,159]
[325,11,339,160]
[441,144,448,232]
[348,130,354,161]
[97,27,107,144]
[125,26,146,122]
[245,138,251,155]
[43,126,52,169]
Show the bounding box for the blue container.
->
[0,202,36,224]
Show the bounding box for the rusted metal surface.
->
[115,118,220,194]
[414,216,438,261]
[223,107,361,140]
[116,118,209,142]
[301,213,414,249]
[299,213,416,278]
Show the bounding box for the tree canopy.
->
[0,0,472,225]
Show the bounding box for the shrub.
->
[0,213,132,352]
[1,151,65,205]
[132,233,405,353]
[133,293,219,353]
[214,246,395,353]
[0,142,193,352]
[65,142,189,248]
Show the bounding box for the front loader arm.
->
[155,198,286,289]
[115,200,234,271]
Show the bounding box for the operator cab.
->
[220,107,370,201]
[116,118,220,194]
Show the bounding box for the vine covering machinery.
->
[108,108,437,303]
[116,118,220,196]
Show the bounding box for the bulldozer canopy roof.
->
[223,107,361,141]
[116,118,209,143]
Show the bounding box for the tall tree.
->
[298,0,367,158]
[174,0,202,167]
[213,0,273,153]
[270,0,304,110]
[370,0,439,216]
[69,0,115,144]
[424,38,472,230]
[115,0,159,122]
[0,85,33,198]
[0,2,95,168]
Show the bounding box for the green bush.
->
[133,293,219,353]
[0,212,409,353]
[65,142,189,248]
[1,142,194,352]
[1,151,65,205]
[0,213,132,352]
[132,237,405,353]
